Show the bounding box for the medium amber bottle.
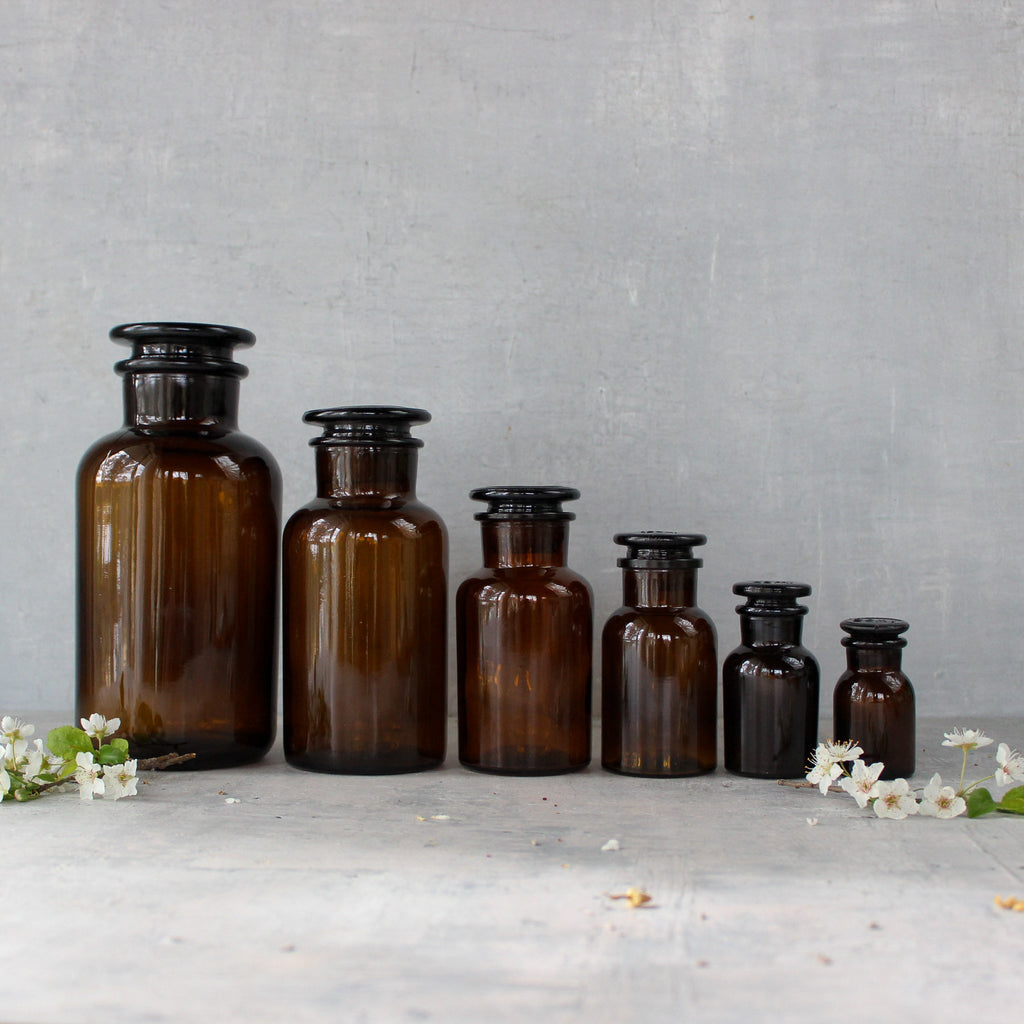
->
[833,617,915,778]
[457,486,592,775]
[76,322,280,767]
[601,533,717,777]
[722,581,819,778]
[283,407,448,774]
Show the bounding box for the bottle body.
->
[832,618,915,779]
[601,605,717,776]
[76,323,280,768]
[283,409,447,774]
[457,489,592,775]
[722,582,819,778]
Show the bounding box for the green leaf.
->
[46,726,93,761]
[967,787,998,818]
[110,737,130,757]
[996,785,1024,816]
[95,743,127,766]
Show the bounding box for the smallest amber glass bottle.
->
[833,617,915,779]
[722,582,819,778]
[601,533,717,777]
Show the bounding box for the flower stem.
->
[961,774,995,796]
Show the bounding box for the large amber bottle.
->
[457,486,592,775]
[76,322,280,767]
[283,407,447,774]
[601,533,717,777]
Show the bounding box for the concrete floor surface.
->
[4,717,1024,1022]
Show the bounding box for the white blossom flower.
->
[872,778,920,819]
[73,751,104,801]
[21,742,44,783]
[823,740,864,763]
[102,760,138,801]
[0,762,9,795]
[33,739,64,777]
[806,740,864,795]
[81,714,121,741]
[918,773,966,818]
[0,716,35,743]
[838,759,884,808]
[941,727,993,752]
[995,743,1024,788]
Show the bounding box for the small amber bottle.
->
[76,322,281,767]
[457,486,592,775]
[722,582,819,778]
[283,407,448,774]
[601,533,717,777]
[833,617,915,778]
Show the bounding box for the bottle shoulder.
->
[285,499,447,542]
[834,669,914,698]
[78,426,280,483]
[723,645,819,678]
[604,605,716,631]
[457,566,592,599]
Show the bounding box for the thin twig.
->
[777,779,842,792]
[137,752,197,770]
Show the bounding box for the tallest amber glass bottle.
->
[76,322,281,767]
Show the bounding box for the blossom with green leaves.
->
[0,713,135,803]
[806,726,1024,820]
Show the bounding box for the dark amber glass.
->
[601,533,717,777]
[76,322,280,768]
[722,581,819,778]
[457,487,592,775]
[283,407,447,774]
[833,617,915,779]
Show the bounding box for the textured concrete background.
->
[2,2,1022,714]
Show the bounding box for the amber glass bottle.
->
[76,322,280,767]
[722,581,819,778]
[283,407,447,774]
[601,533,717,777]
[833,617,915,778]
[457,486,592,775]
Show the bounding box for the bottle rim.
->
[304,406,430,448]
[471,485,579,521]
[111,322,253,379]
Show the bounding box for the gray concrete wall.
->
[2,1,1021,715]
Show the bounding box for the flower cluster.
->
[806,728,1024,819]
[1,714,137,803]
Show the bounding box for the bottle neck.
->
[481,520,569,568]
[622,568,696,608]
[123,373,240,430]
[315,446,418,504]
[740,615,803,646]
[845,646,903,671]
